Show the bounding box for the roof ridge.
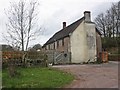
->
[54,17,84,35]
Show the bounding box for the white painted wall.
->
[70,21,89,63]
[85,22,97,62]
[70,21,97,63]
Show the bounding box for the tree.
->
[94,1,120,54]
[29,44,42,51]
[3,0,41,67]
[95,13,106,37]
[4,0,41,51]
[1,44,14,51]
[115,1,120,37]
[94,1,120,38]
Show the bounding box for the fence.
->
[2,51,47,68]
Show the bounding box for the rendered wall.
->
[85,22,97,62]
[70,21,97,63]
[70,21,89,63]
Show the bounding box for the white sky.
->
[0,0,119,47]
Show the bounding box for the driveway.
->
[53,61,119,88]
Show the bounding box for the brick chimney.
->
[63,22,66,29]
[84,11,91,22]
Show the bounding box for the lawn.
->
[2,67,74,88]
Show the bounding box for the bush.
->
[102,37,120,54]
[2,51,48,68]
[108,54,120,61]
[102,37,119,49]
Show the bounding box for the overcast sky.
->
[0,0,119,47]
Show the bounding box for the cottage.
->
[42,11,102,64]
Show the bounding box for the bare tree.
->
[94,1,120,38]
[3,0,41,67]
[95,13,106,37]
[115,1,120,37]
[110,5,116,38]
[105,10,113,37]
[4,0,41,51]
[94,1,120,54]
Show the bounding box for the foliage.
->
[108,54,120,61]
[7,62,19,78]
[94,1,120,38]
[102,37,120,54]
[2,67,74,88]
[102,37,118,48]
[29,44,42,51]
[4,0,41,51]
[2,51,48,68]
[1,45,14,51]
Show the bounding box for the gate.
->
[54,51,71,64]
[42,51,71,65]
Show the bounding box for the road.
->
[53,61,119,88]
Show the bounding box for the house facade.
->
[42,11,102,63]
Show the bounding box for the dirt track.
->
[53,61,119,88]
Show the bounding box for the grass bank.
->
[2,67,74,88]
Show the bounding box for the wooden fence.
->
[2,51,47,68]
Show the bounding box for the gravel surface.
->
[53,61,119,88]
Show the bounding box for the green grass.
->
[2,67,74,88]
[0,70,2,88]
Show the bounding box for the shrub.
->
[102,37,119,49]
[108,54,120,61]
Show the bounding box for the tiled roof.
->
[43,17,101,47]
[43,17,84,47]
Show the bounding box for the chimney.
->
[84,11,91,22]
[63,22,66,29]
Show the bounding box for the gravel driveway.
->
[53,61,119,88]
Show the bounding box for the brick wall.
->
[56,37,70,52]
[43,37,70,52]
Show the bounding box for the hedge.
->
[108,54,120,61]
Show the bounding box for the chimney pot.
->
[63,22,66,29]
[84,11,91,22]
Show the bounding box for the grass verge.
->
[2,67,74,88]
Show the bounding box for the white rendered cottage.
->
[43,11,102,63]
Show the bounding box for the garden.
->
[2,67,74,88]
[2,51,74,88]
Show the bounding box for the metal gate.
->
[53,51,71,64]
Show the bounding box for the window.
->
[62,38,64,46]
[48,45,50,50]
[51,44,53,50]
[57,40,59,48]
[50,44,51,50]
[53,42,55,49]
[46,45,48,50]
